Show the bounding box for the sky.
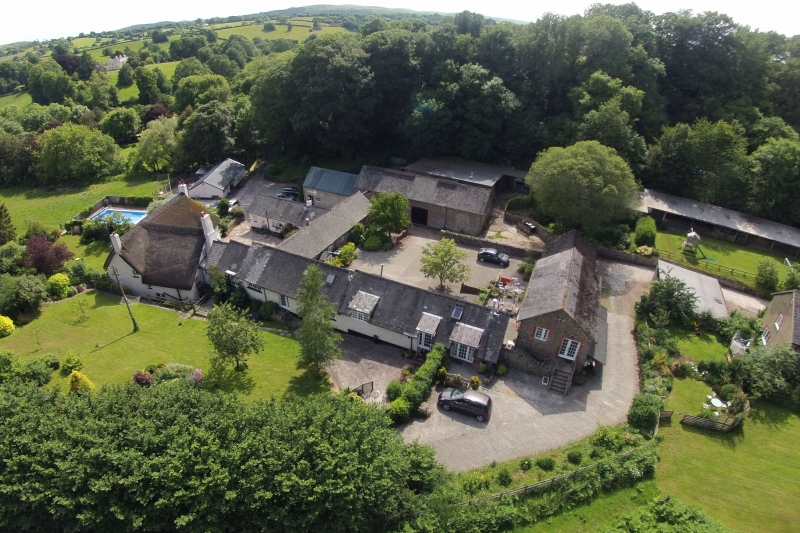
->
[1,0,799,46]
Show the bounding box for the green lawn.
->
[0,171,164,229]
[668,327,729,363]
[0,90,32,108]
[217,23,345,41]
[0,292,326,402]
[657,378,800,533]
[59,234,110,271]
[72,37,101,49]
[657,228,788,288]
[85,35,181,62]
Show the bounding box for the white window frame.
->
[417,330,434,349]
[775,313,784,331]
[132,269,140,278]
[534,327,549,341]
[246,282,261,292]
[280,294,290,309]
[558,339,581,361]
[352,310,369,323]
[762,327,771,346]
[451,342,474,363]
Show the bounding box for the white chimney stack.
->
[110,231,122,253]
[178,181,189,196]
[200,211,216,251]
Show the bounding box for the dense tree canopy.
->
[37,123,121,184]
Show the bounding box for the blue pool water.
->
[89,207,147,225]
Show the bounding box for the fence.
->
[460,440,657,506]
[658,249,757,282]
[679,410,748,433]
[352,381,374,398]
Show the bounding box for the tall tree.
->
[26,61,75,105]
[37,123,121,184]
[133,117,179,172]
[749,138,800,225]
[527,140,639,233]
[170,57,212,91]
[420,238,471,290]
[134,67,161,105]
[75,52,96,81]
[178,101,234,166]
[0,204,15,246]
[367,192,411,236]
[296,264,341,375]
[174,74,230,111]
[21,234,74,275]
[205,302,263,371]
[99,107,141,144]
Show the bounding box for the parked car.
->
[437,388,492,422]
[478,248,510,267]
[283,187,299,194]
[276,192,298,200]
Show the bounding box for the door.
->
[411,206,428,226]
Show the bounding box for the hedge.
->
[390,344,445,422]
[634,216,657,247]
[506,196,532,211]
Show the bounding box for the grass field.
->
[0,292,326,402]
[0,90,32,108]
[667,327,729,363]
[657,228,789,288]
[107,60,179,101]
[72,37,104,49]
[657,378,800,533]
[216,23,345,41]
[59,234,110,271]
[85,35,181,62]
[0,171,164,229]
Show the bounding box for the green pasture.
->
[85,35,181,62]
[657,378,800,533]
[216,23,345,41]
[72,37,102,49]
[0,292,326,402]
[108,60,179,101]
[0,90,32,108]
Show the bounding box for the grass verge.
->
[667,326,729,363]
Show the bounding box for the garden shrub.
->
[386,379,404,401]
[363,234,382,251]
[80,212,133,244]
[715,309,758,344]
[462,474,492,495]
[697,360,731,385]
[133,370,155,387]
[627,393,663,434]
[48,273,71,300]
[469,376,481,390]
[337,242,357,266]
[590,425,628,455]
[228,286,251,310]
[536,457,556,471]
[519,458,532,471]
[635,245,654,256]
[230,206,244,222]
[402,380,429,406]
[729,391,749,414]
[20,359,52,386]
[258,300,279,321]
[698,408,715,420]
[349,223,365,244]
[381,241,393,251]
[437,367,447,381]
[496,467,513,487]
[400,345,444,412]
[388,397,411,422]
[217,198,230,217]
[756,260,779,291]
[0,350,18,384]
[718,384,740,402]
[478,362,487,374]
[79,205,95,217]
[506,195,532,211]
[496,364,508,376]
[567,450,583,465]
[37,353,60,370]
[634,216,657,247]
[61,351,83,375]
[68,370,95,394]
[517,262,534,281]
[0,315,14,337]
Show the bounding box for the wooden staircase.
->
[548,360,576,395]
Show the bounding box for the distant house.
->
[104,194,219,303]
[99,54,127,72]
[277,192,371,259]
[188,159,246,199]
[355,166,493,235]
[516,231,606,395]
[246,194,328,234]
[205,242,509,367]
[302,167,359,209]
[761,290,800,351]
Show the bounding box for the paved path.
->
[397,260,651,471]
[721,288,768,318]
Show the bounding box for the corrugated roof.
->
[639,189,800,249]
[517,231,601,340]
[303,167,358,196]
[247,194,329,227]
[406,156,527,187]
[190,158,245,192]
[657,260,728,318]
[277,192,371,258]
[356,166,492,215]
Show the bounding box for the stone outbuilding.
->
[302,167,359,209]
[246,194,328,234]
[761,290,800,351]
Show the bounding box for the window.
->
[247,282,261,292]
[417,331,434,349]
[280,294,290,309]
[132,269,140,278]
[762,327,771,346]
[451,342,474,363]
[534,327,549,341]
[452,306,464,319]
[352,310,369,323]
[775,313,784,331]
[558,339,581,360]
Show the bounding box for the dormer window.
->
[416,312,442,350]
[348,291,380,325]
[352,310,370,323]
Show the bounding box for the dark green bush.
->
[496,364,508,376]
[536,457,556,471]
[218,219,229,237]
[566,450,583,465]
[21,359,52,386]
[388,397,411,422]
[756,260,779,291]
[718,384,740,402]
[386,379,404,401]
[228,286,251,311]
[590,425,628,455]
[258,300,279,321]
[519,458,532,471]
[61,351,83,375]
[217,198,230,218]
[37,353,60,370]
[697,360,731,385]
[496,467,513,486]
[627,393,663,434]
[517,262,534,281]
[363,235,382,251]
[634,216,657,247]
[349,222,365,244]
[506,196,532,211]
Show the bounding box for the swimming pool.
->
[89,207,147,225]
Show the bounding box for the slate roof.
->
[657,260,728,318]
[517,231,601,341]
[768,290,800,346]
[349,291,380,314]
[406,157,527,187]
[639,189,800,249]
[247,194,329,227]
[106,194,219,290]
[303,167,359,196]
[355,166,493,216]
[589,306,608,365]
[190,158,245,192]
[207,241,351,304]
[278,192,371,258]
[338,271,509,363]
[417,312,442,334]
[450,323,485,348]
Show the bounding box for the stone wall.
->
[500,348,554,377]
[594,246,658,267]
[517,309,593,369]
[503,211,556,242]
[440,230,537,260]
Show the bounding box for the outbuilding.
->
[188,159,246,199]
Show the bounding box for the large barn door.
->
[411,206,428,226]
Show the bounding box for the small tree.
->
[217,197,230,217]
[208,266,231,302]
[0,204,15,245]
[783,266,800,290]
[0,315,14,338]
[263,22,276,32]
[756,260,779,291]
[368,192,411,236]
[297,264,342,374]
[337,242,357,266]
[22,235,74,276]
[636,274,698,326]
[68,370,95,394]
[420,238,471,290]
[47,273,71,300]
[206,302,264,371]
[634,216,657,247]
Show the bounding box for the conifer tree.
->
[0,204,15,246]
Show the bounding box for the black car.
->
[276,192,298,200]
[478,248,510,267]
[438,388,492,422]
[283,187,299,194]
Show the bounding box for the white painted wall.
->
[106,254,201,302]
[334,313,416,350]
[248,213,290,234]
[188,182,228,199]
[302,188,350,209]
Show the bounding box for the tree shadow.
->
[205,356,256,396]
[90,292,120,308]
[678,421,745,450]
[284,370,330,398]
[747,400,795,431]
